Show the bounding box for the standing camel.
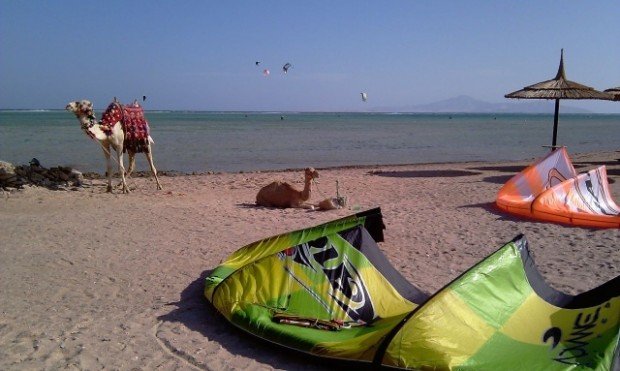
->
[256,167,319,208]
[66,99,162,193]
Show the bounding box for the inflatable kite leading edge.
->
[497,147,620,228]
[204,208,620,370]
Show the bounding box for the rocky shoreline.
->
[0,160,84,191]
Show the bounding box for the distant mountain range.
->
[371,95,592,113]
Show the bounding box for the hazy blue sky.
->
[1,1,618,112]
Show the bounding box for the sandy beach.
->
[1,151,619,370]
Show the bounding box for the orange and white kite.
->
[496,147,620,228]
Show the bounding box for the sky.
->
[1,1,619,112]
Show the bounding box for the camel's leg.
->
[116,147,129,194]
[145,146,162,190]
[299,203,316,210]
[116,151,135,188]
[126,152,136,178]
[102,143,113,193]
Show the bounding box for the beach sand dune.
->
[1,152,618,370]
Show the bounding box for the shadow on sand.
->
[573,160,620,167]
[458,202,530,222]
[467,165,525,173]
[459,202,607,230]
[458,201,500,214]
[236,202,259,209]
[481,175,515,185]
[157,270,369,370]
[370,169,481,178]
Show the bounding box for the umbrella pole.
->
[552,99,560,148]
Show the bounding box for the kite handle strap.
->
[272,313,344,331]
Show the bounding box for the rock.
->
[0,160,86,190]
[0,161,15,179]
[69,170,84,186]
[30,172,45,182]
[57,171,69,181]
[69,169,83,180]
[1,174,18,183]
[14,167,27,177]
[30,165,45,173]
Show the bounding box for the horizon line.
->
[2,108,620,115]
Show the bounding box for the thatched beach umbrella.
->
[505,49,614,147]
[604,87,620,101]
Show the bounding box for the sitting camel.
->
[66,99,162,193]
[256,168,319,208]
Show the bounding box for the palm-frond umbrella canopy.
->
[604,87,620,101]
[505,49,614,147]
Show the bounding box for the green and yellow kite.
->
[205,208,620,370]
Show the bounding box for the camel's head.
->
[65,100,94,117]
[304,167,319,181]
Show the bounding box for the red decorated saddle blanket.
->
[101,101,151,153]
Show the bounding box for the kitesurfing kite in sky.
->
[204,208,619,369]
[361,92,368,102]
[256,61,291,76]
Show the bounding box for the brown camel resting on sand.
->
[256,168,319,208]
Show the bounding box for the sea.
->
[1,110,618,174]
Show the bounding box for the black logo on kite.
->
[543,327,562,349]
[543,304,610,366]
[286,237,375,322]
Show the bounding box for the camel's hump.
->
[258,181,298,192]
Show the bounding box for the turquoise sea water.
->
[1,111,618,173]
